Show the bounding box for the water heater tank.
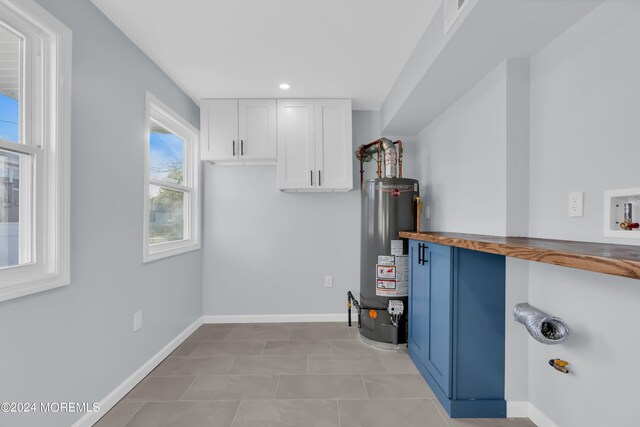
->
[359,177,418,345]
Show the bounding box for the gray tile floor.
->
[95,322,536,427]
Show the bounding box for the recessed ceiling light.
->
[279,83,290,90]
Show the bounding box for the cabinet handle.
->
[241,140,244,156]
[318,170,321,186]
[421,245,428,265]
[418,244,424,265]
[310,170,313,186]
[232,140,236,156]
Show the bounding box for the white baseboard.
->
[202,313,353,324]
[528,403,560,427]
[506,401,560,427]
[72,317,203,427]
[507,401,530,418]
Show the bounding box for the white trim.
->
[202,313,354,324]
[0,0,72,302]
[506,402,560,427]
[72,317,203,427]
[143,91,200,263]
[506,401,530,418]
[529,403,560,427]
[0,139,41,155]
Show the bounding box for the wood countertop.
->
[399,231,640,280]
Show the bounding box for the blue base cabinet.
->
[408,240,506,418]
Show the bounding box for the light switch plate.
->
[324,275,333,288]
[568,191,584,217]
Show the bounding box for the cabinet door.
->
[314,100,353,190]
[277,99,315,190]
[239,99,276,162]
[425,243,453,397]
[204,99,238,161]
[409,240,430,369]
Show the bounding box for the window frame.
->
[143,92,200,262]
[0,0,71,302]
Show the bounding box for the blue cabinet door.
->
[425,243,453,397]
[408,239,506,418]
[408,240,429,369]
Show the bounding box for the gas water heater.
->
[348,138,419,347]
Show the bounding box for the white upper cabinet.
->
[202,99,238,161]
[201,99,276,164]
[277,99,352,192]
[277,100,315,190]
[239,99,277,161]
[314,100,352,190]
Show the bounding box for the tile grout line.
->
[432,398,453,427]
[229,399,242,427]
[335,399,342,427]
[225,356,238,375]
[123,397,436,404]
[121,402,146,427]
[379,353,388,373]
[274,375,281,399]
[361,374,370,399]
[176,375,199,402]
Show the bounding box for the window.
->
[144,93,200,262]
[0,0,71,302]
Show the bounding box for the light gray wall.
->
[528,2,640,426]
[0,1,201,426]
[201,111,418,317]
[415,59,531,406]
[203,111,369,317]
[416,61,508,236]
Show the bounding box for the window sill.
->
[0,273,69,303]
[143,241,201,263]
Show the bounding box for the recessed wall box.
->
[604,188,640,238]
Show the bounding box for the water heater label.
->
[377,280,396,290]
[378,255,395,266]
[391,240,404,256]
[377,265,396,279]
[376,280,408,297]
[395,255,408,267]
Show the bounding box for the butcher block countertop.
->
[399,231,640,280]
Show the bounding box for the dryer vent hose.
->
[513,303,569,345]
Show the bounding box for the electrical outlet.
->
[425,205,431,220]
[133,311,143,332]
[324,275,333,288]
[568,191,584,217]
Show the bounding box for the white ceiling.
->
[90,0,440,110]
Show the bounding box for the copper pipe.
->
[377,143,382,178]
[355,139,384,188]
